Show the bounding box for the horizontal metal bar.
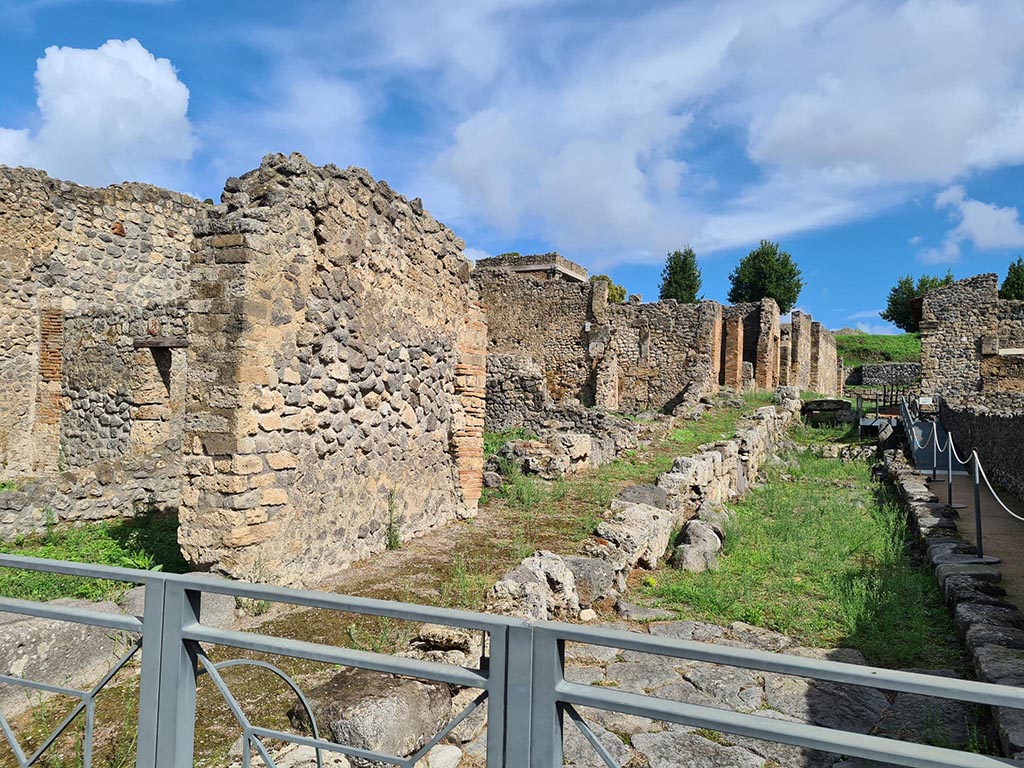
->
[0,554,155,584]
[547,621,1024,710]
[248,725,406,767]
[560,682,1020,768]
[185,625,488,688]
[0,674,88,698]
[166,573,522,631]
[0,596,142,633]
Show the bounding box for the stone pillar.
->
[723,314,744,390]
[754,298,780,390]
[33,307,64,472]
[779,340,791,387]
[454,299,487,509]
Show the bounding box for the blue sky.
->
[2,0,1023,332]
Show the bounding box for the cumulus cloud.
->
[0,38,196,187]
[200,65,367,183]
[921,185,1024,263]
[413,0,1024,261]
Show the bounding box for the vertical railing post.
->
[500,624,536,766]
[155,580,200,768]
[973,454,985,559]
[529,627,564,768]
[136,578,167,768]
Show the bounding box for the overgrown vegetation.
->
[0,511,188,601]
[0,480,17,491]
[835,331,921,367]
[640,451,963,669]
[483,426,535,458]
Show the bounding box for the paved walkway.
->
[940,473,1024,609]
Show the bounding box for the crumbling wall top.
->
[474,251,588,283]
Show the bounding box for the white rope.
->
[948,432,973,466]
[975,454,1024,523]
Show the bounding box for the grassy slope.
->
[836,332,921,368]
[639,442,961,670]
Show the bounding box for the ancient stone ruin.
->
[475,251,842,433]
[0,154,485,585]
[919,273,1024,496]
[0,156,843,585]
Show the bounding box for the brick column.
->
[454,299,487,509]
[723,314,744,390]
[33,308,64,472]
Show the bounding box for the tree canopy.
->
[880,271,954,332]
[590,274,626,303]
[1000,256,1024,301]
[727,240,804,313]
[659,247,702,303]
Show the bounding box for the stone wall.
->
[0,443,179,540]
[721,300,780,392]
[810,321,840,395]
[941,401,1024,498]
[179,154,484,585]
[787,312,812,390]
[474,259,594,403]
[603,299,720,413]
[847,362,922,387]
[0,165,202,479]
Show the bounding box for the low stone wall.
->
[475,394,799,621]
[883,448,1024,759]
[846,363,921,387]
[941,398,1024,498]
[0,442,179,541]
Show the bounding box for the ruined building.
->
[0,157,842,585]
[920,274,1024,496]
[0,155,485,585]
[476,253,841,431]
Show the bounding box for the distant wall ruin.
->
[477,253,837,431]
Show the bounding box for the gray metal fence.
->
[2,553,1023,767]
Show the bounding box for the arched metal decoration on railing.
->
[0,640,141,768]
[194,649,489,768]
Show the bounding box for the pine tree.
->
[659,246,702,303]
[1000,256,1024,300]
[880,271,955,332]
[727,240,803,313]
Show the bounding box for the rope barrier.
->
[899,396,1024,526]
[976,457,1024,523]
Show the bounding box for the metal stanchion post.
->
[931,423,937,482]
[974,454,984,559]
[947,434,953,508]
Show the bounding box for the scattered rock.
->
[614,600,673,622]
[289,668,451,768]
[562,556,616,608]
[616,483,669,510]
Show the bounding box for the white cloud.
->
[463,246,492,265]
[847,309,884,320]
[200,65,367,183]
[921,185,1024,263]
[0,39,196,188]
[414,0,1024,262]
[856,322,899,335]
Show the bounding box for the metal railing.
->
[3,554,1024,767]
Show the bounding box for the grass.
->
[483,427,535,458]
[638,451,963,670]
[0,481,17,492]
[0,510,189,602]
[835,332,921,368]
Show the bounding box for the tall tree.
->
[727,240,803,313]
[659,246,702,303]
[880,271,955,332]
[1000,256,1024,300]
[590,274,627,303]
